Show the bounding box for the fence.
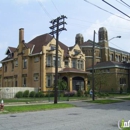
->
[0,87,38,99]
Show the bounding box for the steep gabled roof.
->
[5,47,16,55]
[8,47,16,53]
[27,34,53,54]
[27,33,68,56]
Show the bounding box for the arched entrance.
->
[62,76,68,83]
[72,77,84,91]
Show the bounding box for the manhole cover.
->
[68,113,79,115]
[10,115,16,117]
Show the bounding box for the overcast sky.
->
[1,0,130,62]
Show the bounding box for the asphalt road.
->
[0,100,130,130]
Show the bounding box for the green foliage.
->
[120,87,123,94]
[15,91,23,98]
[35,92,44,98]
[96,92,109,98]
[127,87,130,93]
[23,90,29,97]
[88,71,111,93]
[77,90,83,97]
[58,79,67,90]
[29,91,36,98]
[84,91,88,97]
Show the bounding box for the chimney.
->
[19,28,24,43]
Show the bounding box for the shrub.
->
[23,90,30,97]
[29,91,36,98]
[77,90,82,97]
[63,90,77,97]
[35,92,44,98]
[15,91,23,98]
[84,91,88,97]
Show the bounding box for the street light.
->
[108,36,121,41]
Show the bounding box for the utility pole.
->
[49,15,67,104]
[92,30,96,101]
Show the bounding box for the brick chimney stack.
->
[19,28,24,43]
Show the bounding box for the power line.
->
[102,0,130,18]
[50,0,61,15]
[68,17,130,32]
[120,0,130,8]
[115,0,130,9]
[84,0,130,22]
[37,0,52,20]
[109,41,124,50]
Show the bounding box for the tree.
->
[88,70,111,93]
[57,79,68,90]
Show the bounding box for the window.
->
[46,75,52,87]
[74,50,80,55]
[106,69,109,73]
[46,55,51,67]
[116,55,119,62]
[77,60,80,69]
[65,61,68,66]
[110,54,114,61]
[34,57,39,62]
[15,59,18,67]
[8,53,12,58]
[58,57,61,67]
[34,73,39,81]
[23,77,26,87]
[23,59,27,69]
[50,45,56,50]
[120,78,126,85]
[72,59,76,68]
[53,56,56,66]
[81,61,83,69]
[53,56,61,67]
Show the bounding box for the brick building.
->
[0,27,130,93]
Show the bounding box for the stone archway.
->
[72,77,84,91]
[62,76,68,84]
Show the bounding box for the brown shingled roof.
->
[8,47,16,52]
[87,61,130,70]
[27,33,68,56]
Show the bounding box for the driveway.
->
[0,100,130,130]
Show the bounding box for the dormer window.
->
[74,50,80,55]
[8,53,12,58]
[50,45,56,50]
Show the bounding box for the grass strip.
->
[122,128,130,130]
[119,98,130,100]
[2,103,74,113]
[87,99,123,104]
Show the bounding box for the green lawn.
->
[87,99,123,104]
[1,103,74,114]
[122,127,130,130]
[3,97,88,104]
[119,97,130,100]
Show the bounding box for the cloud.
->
[83,14,130,52]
